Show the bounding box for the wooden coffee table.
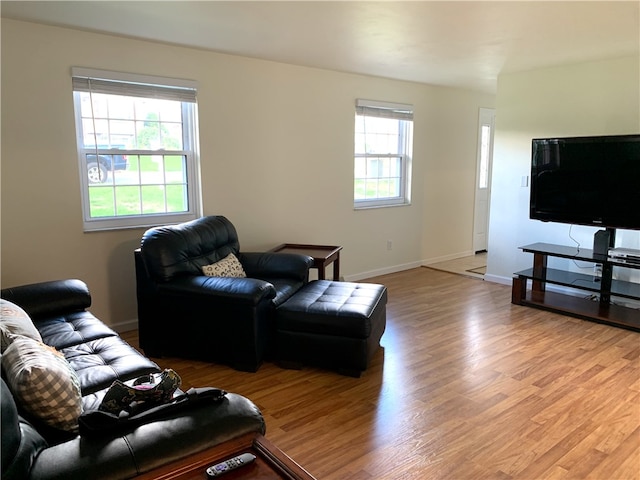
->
[135,432,316,479]
[271,244,343,281]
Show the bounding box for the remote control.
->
[205,452,256,477]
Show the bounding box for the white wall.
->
[487,56,640,287]
[421,88,495,262]
[1,19,494,329]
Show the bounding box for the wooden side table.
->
[135,432,316,479]
[270,244,343,281]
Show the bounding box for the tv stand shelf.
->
[512,243,640,331]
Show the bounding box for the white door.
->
[473,108,495,253]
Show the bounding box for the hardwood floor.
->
[122,267,640,479]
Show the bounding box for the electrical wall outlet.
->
[387,240,393,251]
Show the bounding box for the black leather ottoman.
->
[275,280,387,377]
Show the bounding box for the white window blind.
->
[71,68,197,103]
[355,99,414,121]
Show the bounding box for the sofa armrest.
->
[158,275,277,305]
[27,393,266,480]
[0,279,91,320]
[1,378,49,480]
[239,252,313,282]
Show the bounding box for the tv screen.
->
[530,134,640,231]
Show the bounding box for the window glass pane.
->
[356,116,400,154]
[369,158,380,178]
[355,132,366,153]
[479,124,491,189]
[141,185,166,214]
[166,184,189,211]
[88,186,115,217]
[165,155,186,183]
[134,98,156,122]
[83,119,109,147]
[354,179,366,199]
[136,120,161,149]
[139,155,159,184]
[86,156,101,183]
[159,100,183,122]
[123,155,141,184]
[379,178,390,197]
[379,158,390,177]
[108,95,134,120]
[83,93,108,118]
[162,123,184,150]
[109,120,135,139]
[115,186,142,216]
[389,157,401,176]
[365,179,378,199]
[389,178,400,197]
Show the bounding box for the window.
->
[478,124,491,189]
[354,99,413,208]
[72,67,201,231]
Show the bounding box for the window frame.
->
[354,99,413,209]
[71,67,202,232]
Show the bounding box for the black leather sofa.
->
[1,279,265,480]
[135,216,313,372]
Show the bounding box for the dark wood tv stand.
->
[512,243,640,331]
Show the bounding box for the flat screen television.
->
[530,134,640,231]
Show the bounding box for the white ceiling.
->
[2,1,639,93]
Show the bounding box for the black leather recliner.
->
[135,216,313,372]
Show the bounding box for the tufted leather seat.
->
[275,280,387,377]
[33,311,117,349]
[60,337,158,394]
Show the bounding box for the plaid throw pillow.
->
[202,253,247,278]
[2,336,82,432]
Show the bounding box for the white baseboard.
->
[110,318,138,333]
[422,250,475,265]
[346,251,486,282]
[345,261,424,282]
[483,273,512,285]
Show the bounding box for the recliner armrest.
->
[239,252,313,282]
[0,279,91,320]
[157,275,277,305]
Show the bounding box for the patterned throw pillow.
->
[1,299,43,352]
[202,253,247,278]
[2,336,82,432]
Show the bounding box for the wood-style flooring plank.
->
[122,267,640,479]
